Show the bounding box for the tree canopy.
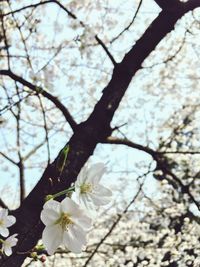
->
[1,0,200,266]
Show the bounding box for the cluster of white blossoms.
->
[40,163,112,255]
[0,209,18,256]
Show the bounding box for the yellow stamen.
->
[80,183,93,194]
[56,213,74,231]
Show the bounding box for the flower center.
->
[80,183,93,194]
[56,213,74,231]
[0,220,4,227]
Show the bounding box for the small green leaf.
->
[56,145,70,173]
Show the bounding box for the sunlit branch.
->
[83,183,143,267]
[103,136,156,157]
[145,27,188,68]
[1,0,55,17]
[37,95,51,164]
[95,35,117,66]
[0,198,8,209]
[1,1,200,265]
[103,137,200,211]
[23,139,46,162]
[7,2,33,69]
[15,82,25,203]
[0,9,11,69]
[154,0,181,10]
[104,137,200,155]
[154,0,200,12]
[111,0,143,43]
[0,151,18,165]
[0,69,77,131]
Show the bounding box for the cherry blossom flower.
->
[74,163,112,209]
[0,209,16,237]
[1,234,18,256]
[40,197,92,255]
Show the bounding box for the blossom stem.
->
[51,186,75,199]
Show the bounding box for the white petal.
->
[74,186,81,203]
[0,227,9,237]
[94,184,112,197]
[41,208,60,226]
[42,225,62,255]
[61,197,81,216]
[70,225,86,244]
[87,163,106,184]
[43,199,61,214]
[0,209,8,220]
[63,225,86,253]
[75,212,92,231]
[7,234,18,246]
[5,215,16,227]
[76,165,88,184]
[4,246,12,256]
[80,194,91,208]
[78,195,97,217]
[88,193,110,206]
[41,199,61,226]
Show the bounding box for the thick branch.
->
[104,137,200,211]
[104,137,200,155]
[0,69,77,130]
[154,0,181,10]
[103,137,156,157]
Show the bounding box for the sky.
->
[0,0,199,216]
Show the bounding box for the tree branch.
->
[111,0,143,43]
[1,0,54,17]
[1,1,200,266]
[0,151,18,165]
[0,69,77,131]
[22,139,46,162]
[103,137,200,211]
[83,183,143,267]
[0,198,8,209]
[95,35,117,66]
[154,0,181,10]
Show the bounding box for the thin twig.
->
[37,95,51,164]
[111,0,143,43]
[95,35,117,66]
[0,69,77,130]
[0,151,18,165]
[83,183,143,267]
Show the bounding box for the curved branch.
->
[0,151,18,165]
[2,0,54,17]
[103,136,156,157]
[83,183,143,267]
[103,137,200,211]
[111,0,143,43]
[95,35,117,66]
[0,69,77,131]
